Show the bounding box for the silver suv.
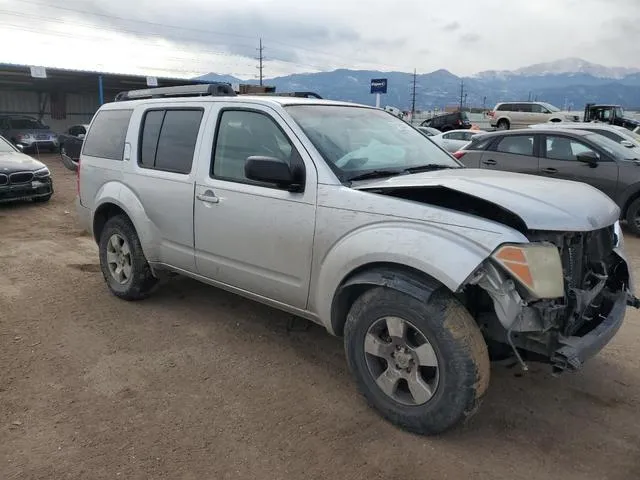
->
[76,84,638,435]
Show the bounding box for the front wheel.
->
[98,215,157,300]
[625,198,640,236]
[344,287,490,435]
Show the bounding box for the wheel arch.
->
[619,183,640,218]
[330,263,446,337]
[91,183,161,262]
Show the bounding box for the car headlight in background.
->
[492,243,564,299]
[34,167,50,177]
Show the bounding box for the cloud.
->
[442,21,460,31]
[459,33,481,44]
[0,0,639,78]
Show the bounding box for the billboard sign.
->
[370,78,388,94]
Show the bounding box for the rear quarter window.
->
[83,109,133,160]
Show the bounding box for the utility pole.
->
[411,69,417,118]
[256,38,265,86]
[459,80,464,111]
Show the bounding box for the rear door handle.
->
[196,190,220,204]
[542,167,558,174]
[482,159,497,166]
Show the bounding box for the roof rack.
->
[250,91,323,99]
[115,83,236,101]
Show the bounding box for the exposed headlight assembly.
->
[492,243,564,299]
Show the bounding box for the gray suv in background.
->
[456,128,640,235]
[77,84,637,435]
[0,115,59,152]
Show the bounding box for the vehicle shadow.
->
[148,275,640,445]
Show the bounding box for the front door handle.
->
[541,167,558,174]
[196,190,220,204]
[482,159,497,166]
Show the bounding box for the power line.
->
[257,38,264,86]
[0,22,325,76]
[10,0,421,72]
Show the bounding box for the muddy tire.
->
[98,215,157,300]
[625,198,640,236]
[344,287,490,435]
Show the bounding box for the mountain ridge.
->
[196,58,640,110]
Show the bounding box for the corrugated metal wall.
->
[0,89,98,133]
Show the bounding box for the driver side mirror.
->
[15,144,24,151]
[78,133,85,140]
[577,151,599,167]
[621,140,634,148]
[245,156,303,191]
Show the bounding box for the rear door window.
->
[513,104,532,113]
[495,135,535,156]
[138,109,204,174]
[83,109,133,160]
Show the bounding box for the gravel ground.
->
[1,154,640,480]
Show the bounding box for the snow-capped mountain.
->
[197,58,640,110]
[476,58,640,80]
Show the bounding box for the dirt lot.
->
[1,154,640,480]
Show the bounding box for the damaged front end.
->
[468,222,638,373]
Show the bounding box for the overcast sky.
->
[0,0,639,79]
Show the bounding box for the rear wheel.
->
[344,287,490,435]
[625,198,640,236]
[497,119,510,130]
[98,215,157,300]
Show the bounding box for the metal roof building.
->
[0,64,206,133]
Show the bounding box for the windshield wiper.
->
[346,169,405,182]
[403,164,460,173]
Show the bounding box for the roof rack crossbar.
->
[115,83,236,101]
[249,91,323,99]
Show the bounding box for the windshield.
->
[0,136,18,153]
[625,129,640,143]
[540,102,560,113]
[10,118,47,129]
[586,133,640,161]
[286,105,461,181]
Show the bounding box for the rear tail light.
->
[487,111,495,117]
[452,151,466,159]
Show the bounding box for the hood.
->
[354,168,619,232]
[0,152,46,171]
